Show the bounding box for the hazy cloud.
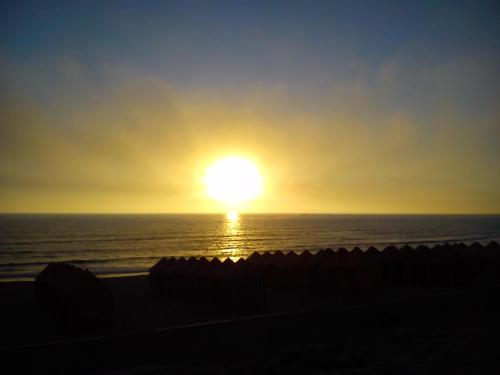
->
[1,50,499,213]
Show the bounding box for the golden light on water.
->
[227,210,239,221]
[203,156,263,207]
[221,209,244,261]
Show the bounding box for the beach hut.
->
[259,251,274,266]
[254,252,274,287]
[399,245,414,285]
[400,244,414,253]
[149,257,176,297]
[285,250,300,266]
[358,246,383,292]
[348,247,363,268]
[427,243,459,287]
[380,245,400,285]
[486,241,500,252]
[231,258,266,313]
[35,263,113,334]
[179,257,204,301]
[246,251,261,265]
[411,245,432,287]
[298,249,314,264]
[268,251,287,287]
[312,248,337,287]
[329,246,360,297]
[190,257,210,302]
[470,241,484,253]
[199,257,222,308]
[212,258,236,309]
[272,250,287,264]
[363,246,381,264]
[486,241,500,283]
[274,251,300,290]
[163,257,189,300]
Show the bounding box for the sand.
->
[1,275,499,373]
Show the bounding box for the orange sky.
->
[1,1,499,213]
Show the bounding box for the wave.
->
[0,254,165,269]
[0,267,150,281]
[2,236,495,270]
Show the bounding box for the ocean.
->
[1,214,499,281]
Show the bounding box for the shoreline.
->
[2,244,500,373]
[3,238,500,282]
[0,272,149,283]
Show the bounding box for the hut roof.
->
[259,251,274,266]
[364,247,380,260]
[351,247,363,256]
[246,251,261,263]
[470,242,484,250]
[149,257,171,274]
[210,257,222,265]
[415,244,430,252]
[322,248,335,256]
[198,257,209,265]
[35,262,107,301]
[487,241,499,251]
[297,250,314,267]
[400,245,413,252]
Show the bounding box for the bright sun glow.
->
[227,210,238,221]
[204,156,263,206]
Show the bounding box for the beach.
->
[2,270,500,374]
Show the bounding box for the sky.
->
[1,0,499,213]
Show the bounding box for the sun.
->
[204,156,263,206]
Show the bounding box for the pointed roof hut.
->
[487,241,499,251]
[282,250,300,267]
[259,251,274,266]
[313,248,336,269]
[271,251,286,266]
[401,244,413,252]
[365,246,380,256]
[246,251,261,264]
[149,257,175,275]
[298,250,313,265]
[222,257,235,266]
[35,263,113,331]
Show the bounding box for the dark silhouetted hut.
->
[358,246,383,292]
[149,257,176,297]
[35,263,113,334]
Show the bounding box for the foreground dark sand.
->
[1,274,500,374]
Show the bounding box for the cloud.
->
[0,51,499,213]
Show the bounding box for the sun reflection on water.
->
[227,210,238,221]
[219,212,245,261]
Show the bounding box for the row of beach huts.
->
[149,241,500,310]
[34,241,499,333]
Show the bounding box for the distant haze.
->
[1,1,499,213]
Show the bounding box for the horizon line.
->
[1,212,499,216]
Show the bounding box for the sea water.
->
[1,214,499,281]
